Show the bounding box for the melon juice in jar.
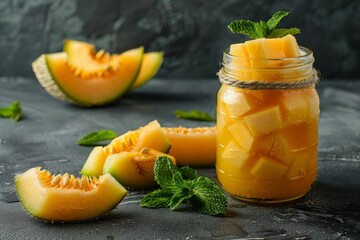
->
[216,11,319,203]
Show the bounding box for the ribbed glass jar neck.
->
[222,47,315,83]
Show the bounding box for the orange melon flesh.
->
[37,46,143,106]
[103,149,176,190]
[163,126,216,167]
[81,120,171,177]
[64,39,118,74]
[15,167,127,222]
[229,34,301,81]
[130,52,164,91]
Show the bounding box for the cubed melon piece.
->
[259,133,297,166]
[280,91,308,124]
[230,43,250,60]
[244,105,283,136]
[229,43,251,80]
[222,89,252,118]
[261,38,286,59]
[305,89,320,119]
[250,156,287,180]
[281,120,319,150]
[221,141,250,170]
[228,121,255,152]
[287,150,310,179]
[281,34,300,58]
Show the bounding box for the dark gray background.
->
[1,0,359,80]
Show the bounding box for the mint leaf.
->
[179,166,198,180]
[140,189,172,208]
[174,109,215,122]
[267,11,289,31]
[0,101,22,121]
[77,129,117,146]
[228,20,263,39]
[228,10,300,39]
[142,156,228,215]
[267,28,300,38]
[154,156,179,192]
[169,187,192,210]
[189,176,228,216]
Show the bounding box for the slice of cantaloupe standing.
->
[130,51,164,91]
[32,46,144,107]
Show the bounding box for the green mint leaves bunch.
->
[0,101,22,121]
[228,11,300,39]
[141,156,228,216]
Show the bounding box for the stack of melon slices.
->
[32,39,164,107]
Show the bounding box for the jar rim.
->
[223,46,313,61]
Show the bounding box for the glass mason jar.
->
[216,47,319,203]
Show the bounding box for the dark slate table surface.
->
[0,77,359,240]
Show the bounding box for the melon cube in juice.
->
[221,141,250,170]
[259,133,296,166]
[280,91,308,125]
[250,156,287,180]
[287,150,310,179]
[244,105,283,136]
[228,121,254,152]
[222,89,252,118]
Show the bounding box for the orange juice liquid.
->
[216,84,319,202]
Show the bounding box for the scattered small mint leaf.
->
[174,109,215,122]
[141,156,228,216]
[228,10,300,39]
[77,129,117,146]
[0,101,22,121]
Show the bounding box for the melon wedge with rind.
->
[32,46,144,107]
[81,120,171,177]
[130,51,164,91]
[15,167,127,223]
[103,149,176,190]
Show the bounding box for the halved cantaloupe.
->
[32,44,144,106]
[163,126,216,167]
[15,167,127,222]
[103,148,176,190]
[81,120,171,177]
[130,52,164,91]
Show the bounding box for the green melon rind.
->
[130,51,164,91]
[32,55,79,106]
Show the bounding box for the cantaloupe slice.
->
[81,120,171,177]
[130,52,164,91]
[103,148,176,190]
[163,126,216,167]
[32,47,144,107]
[15,167,127,222]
